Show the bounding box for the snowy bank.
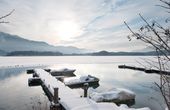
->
[72,103,150,110]
[119,104,150,110]
[88,88,135,103]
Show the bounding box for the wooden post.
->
[33,73,36,77]
[50,87,60,110]
[84,83,89,97]
[53,88,59,104]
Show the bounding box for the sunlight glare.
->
[56,21,81,40]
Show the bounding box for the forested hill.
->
[6,51,63,56]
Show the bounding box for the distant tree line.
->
[6,51,63,56]
[91,50,168,56]
[4,50,169,56]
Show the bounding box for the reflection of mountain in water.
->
[0,66,46,80]
[0,68,25,80]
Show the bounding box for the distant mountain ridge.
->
[6,51,63,56]
[90,50,161,56]
[0,32,88,54]
[0,49,6,55]
[5,50,162,56]
[0,32,164,56]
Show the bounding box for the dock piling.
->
[83,83,89,97]
[53,87,59,104]
[50,87,60,110]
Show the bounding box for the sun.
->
[56,21,81,40]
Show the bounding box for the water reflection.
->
[0,67,47,110]
[0,68,25,80]
[0,66,46,81]
[0,63,165,110]
[47,64,164,110]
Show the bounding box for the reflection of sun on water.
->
[56,21,81,40]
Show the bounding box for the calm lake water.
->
[0,56,165,110]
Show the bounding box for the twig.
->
[0,9,15,24]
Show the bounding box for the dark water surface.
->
[0,56,165,110]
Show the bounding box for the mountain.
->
[0,32,88,54]
[6,51,63,56]
[91,50,158,56]
[91,50,112,56]
[0,32,163,56]
[0,49,6,56]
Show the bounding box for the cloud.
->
[0,0,168,51]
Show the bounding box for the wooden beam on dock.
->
[27,69,35,74]
[118,65,170,75]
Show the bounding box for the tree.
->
[124,0,170,109]
[0,9,14,24]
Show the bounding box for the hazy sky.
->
[0,0,168,51]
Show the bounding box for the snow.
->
[33,69,150,110]
[72,102,119,110]
[165,107,169,110]
[64,75,95,85]
[34,69,111,110]
[50,68,75,73]
[119,104,150,110]
[72,103,150,110]
[88,88,135,102]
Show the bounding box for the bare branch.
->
[124,21,170,60]
[156,5,170,9]
[0,9,15,20]
[0,9,15,24]
[139,14,170,50]
[124,1,170,108]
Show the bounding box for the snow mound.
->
[165,107,168,110]
[64,75,95,85]
[89,88,135,102]
[119,104,150,110]
[72,103,150,110]
[50,68,75,73]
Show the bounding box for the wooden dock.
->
[28,69,118,110]
[118,65,170,75]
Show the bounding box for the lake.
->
[0,56,165,110]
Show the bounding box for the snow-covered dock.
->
[28,69,150,110]
[30,69,117,110]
